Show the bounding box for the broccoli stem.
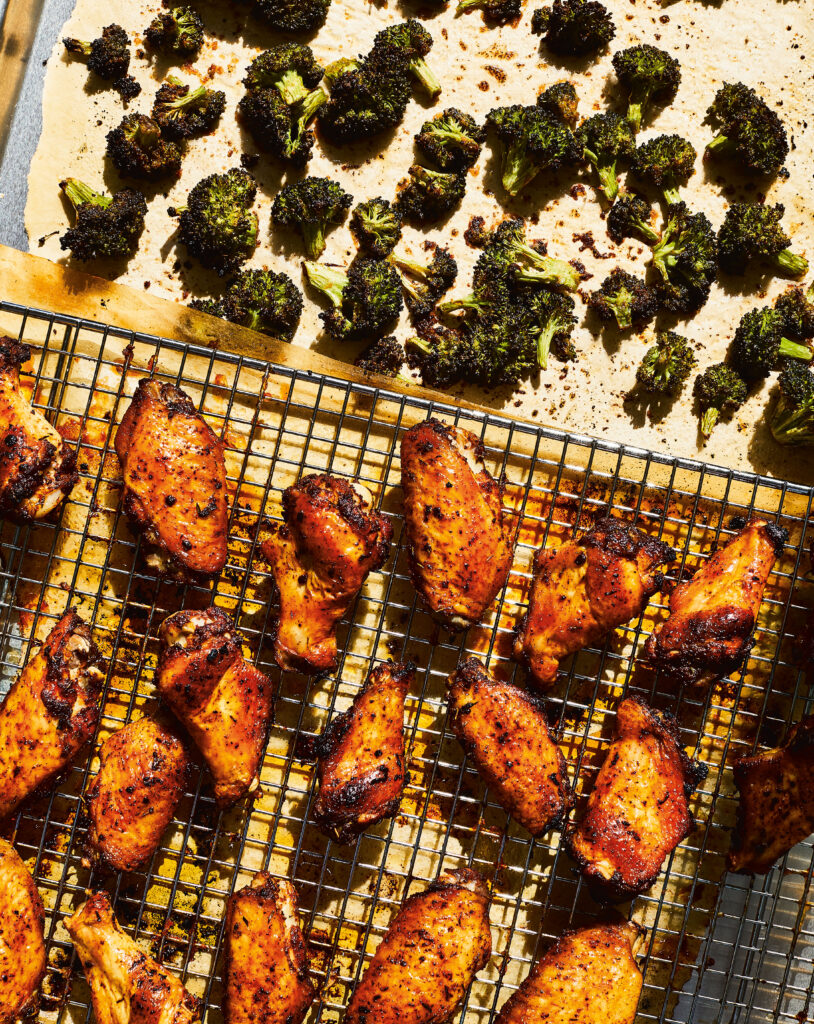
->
[409,58,441,99]
[303,261,347,306]
[166,83,208,111]
[583,148,618,202]
[502,142,537,196]
[61,178,112,210]
[302,224,327,260]
[771,401,814,445]
[297,88,327,128]
[700,407,720,438]
[705,134,734,157]
[438,295,483,314]
[604,293,633,330]
[277,70,312,106]
[391,254,429,280]
[662,184,681,206]
[626,100,644,133]
[63,38,93,57]
[779,337,813,362]
[536,318,562,370]
[514,260,580,292]
[774,249,810,278]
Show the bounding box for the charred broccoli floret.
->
[651,202,718,313]
[523,289,577,368]
[354,336,408,379]
[487,103,580,196]
[635,331,696,395]
[391,245,458,319]
[59,178,147,261]
[606,192,660,245]
[775,284,814,341]
[252,0,331,32]
[152,78,225,140]
[730,306,812,383]
[172,168,258,275]
[576,111,636,202]
[706,82,788,177]
[457,0,521,24]
[717,203,808,278]
[465,303,542,387]
[144,7,203,58]
[632,134,696,206]
[106,114,183,180]
[536,81,579,128]
[611,44,681,132]
[694,363,748,437]
[63,24,139,98]
[531,0,615,56]
[271,177,352,259]
[415,109,486,171]
[243,43,324,102]
[350,198,402,258]
[304,258,403,340]
[317,50,411,144]
[190,268,303,341]
[396,166,467,224]
[589,268,658,330]
[770,360,814,446]
[406,321,470,388]
[373,20,439,98]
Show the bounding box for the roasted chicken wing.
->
[494,922,643,1024]
[0,838,46,1024]
[157,607,274,808]
[115,377,229,580]
[642,518,787,688]
[0,336,77,521]
[262,474,392,673]
[400,419,515,631]
[225,872,314,1024]
[565,696,706,902]
[66,891,201,1024]
[85,716,190,872]
[307,661,413,844]
[0,610,103,821]
[514,517,675,690]
[447,658,572,837]
[346,866,492,1024]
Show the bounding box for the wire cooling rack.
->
[0,298,812,1024]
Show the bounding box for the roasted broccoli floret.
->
[415,109,486,171]
[354,336,408,379]
[487,103,581,196]
[606,192,660,245]
[729,306,812,383]
[466,304,540,387]
[396,166,467,224]
[536,81,579,128]
[589,268,658,330]
[706,82,788,177]
[63,24,139,98]
[651,202,718,313]
[172,168,258,275]
[304,258,403,340]
[611,45,681,132]
[106,114,183,180]
[317,50,411,144]
[144,7,204,58]
[406,320,470,388]
[775,284,814,341]
[632,134,696,206]
[576,111,636,202]
[531,0,615,56]
[373,20,439,98]
[717,203,808,278]
[693,363,748,437]
[350,198,402,258]
[252,0,332,32]
[152,78,226,140]
[271,177,352,259]
[770,360,814,446]
[456,0,521,24]
[243,44,324,102]
[524,289,577,368]
[635,331,696,395]
[391,245,458,319]
[191,268,303,341]
[59,178,147,261]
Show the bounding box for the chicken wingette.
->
[115,377,229,580]
[84,716,190,872]
[400,419,515,631]
[514,517,675,690]
[447,658,572,837]
[345,867,492,1024]
[157,607,275,807]
[66,891,201,1024]
[642,517,787,688]
[225,872,314,1024]
[0,335,78,521]
[0,838,46,1024]
[565,696,706,902]
[0,610,103,821]
[262,473,392,673]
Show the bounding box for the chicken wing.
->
[0,610,103,821]
[729,714,814,874]
[514,517,675,690]
[157,607,275,808]
[494,922,643,1024]
[0,838,46,1024]
[225,872,314,1024]
[307,661,413,844]
[66,891,201,1024]
[642,518,788,688]
[400,419,515,631]
[565,697,706,902]
[85,716,190,872]
[115,377,229,580]
[0,336,78,521]
[447,658,572,837]
[262,473,392,674]
[346,866,492,1024]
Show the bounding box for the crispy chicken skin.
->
[0,838,46,1024]
[225,872,314,1024]
[565,697,706,903]
[66,892,201,1024]
[494,922,643,1024]
[85,717,190,872]
[308,661,413,844]
[642,518,788,688]
[0,336,78,522]
[262,474,392,673]
[346,867,492,1024]
[115,377,229,580]
[0,610,103,821]
[157,607,274,808]
[514,517,675,690]
[447,658,572,837]
[400,419,515,631]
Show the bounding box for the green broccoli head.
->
[152,78,226,141]
[632,134,696,206]
[373,20,440,98]
[350,198,402,258]
[191,269,303,341]
[523,288,577,368]
[396,166,467,224]
[457,0,521,24]
[693,363,748,437]
[576,111,636,202]
[415,108,486,171]
[317,49,411,144]
[391,245,458,320]
[706,82,789,177]
[173,168,259,275]
[467,302,540,388]
[59,178,147,261]
[775,284,814,341]
[730,306,812,383]
[611,44,681,132]
[271,177,353,258]
[589,268,658,330]
[531,0,615,56]
[487,103,581,196]
[606,192,660,245]
[406,320,470,388]
[770,359,814,446]
[243,44,324,103]
[106,114,183,180]
[717,203,808,278]
[536,81,580,128]
[252,0,332,32]
[144,7,204,59]
[304,258,403,340]
[651,202,718,313]
[354,336,407,379]
[64,24,138,98]
[636,331,696,395]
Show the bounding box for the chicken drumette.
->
[400,419,515,630]
[0,838,46,1024]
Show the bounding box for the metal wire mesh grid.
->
[0,298,812,1024]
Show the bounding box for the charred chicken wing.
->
[225,872,314,1024]
[346,866,492,1024]
[514,517,675,690]
[66,891,201,1024]
[642,518,787,688]
[565,696,705,902]
[262,474,392,673]
[400,419,515,631]
[85,716,190,872]
[0,610,103,821]
[308,661,413,844]
[0,336,77,521]
[0,838,46,1024]
[447,658,572,837]
[157,607,274,808]
[115,377,229,580]
[494,922,643,1024]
